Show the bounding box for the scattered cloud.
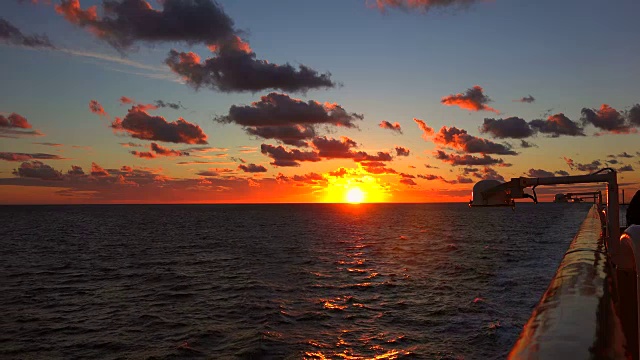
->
[246,125,315,147]
[238,163,267,173]
[0,152,65,161]
[12,161,63,180]
[216,93,361,128]
[619,165,635,172]
[514,95,535,103]
[119,142,144,148]
[528,113,585,137]
[154,100,184,110]
[400,178,417,186]
[89,99,107,116]
[216,93,361,146]
[413,118,434,139]
[480,117,534,139]
[434,150,506,166]
[616,152,634,158]
[379,120,402,134]
[395,146,410,157]
[441,85,499,113]
[91,162,110,177]
[54,0,237,51]
[33,142,63,147]
[525,169,555,178]
[260,144,320,167]
[433,126,517,155]
[520,140,537,148]
[110,106,208,144]
[581,104,635,134]
[0,113,44,138]
[628,104,640,126]
[563,157,602,172]
[166,48,335,93]
[370,0,481,12]
[0,17,54,48]
[0,112,32,129]
[131,142,189,159]
[311,136,358,158]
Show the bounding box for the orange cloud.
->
[441,85,499,113]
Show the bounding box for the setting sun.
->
[346,187,365,203]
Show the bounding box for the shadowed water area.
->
[0,203,592,359]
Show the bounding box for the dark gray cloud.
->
[563,157,602,172]
[417,174,443,181]
[400,178,417,186]
[216,93,360,146]
[353,151,393,162]
[619,165,635,172]
[441,85,499,113]
[0,152,65,161]
[0,17,54,48]
[111,106,208,144]
[154,100,184,110]
[56,0,336,93]
[628,104,640,126]
[245,125,315,147]
[379,121,402,134]
[555,170,570,176]
[166,49,336,93]
[434,150,506,166]
[221,92,361,128]
[131,142,190,158]
[480,117,534,139]
[472,167,505,182]
[520,140,537,148]
[581,104,634,134]
[395,146,410,157]
[68,165,85,176]
[291,172,326,184]
[238,163,267,173]
[55,0,236,51]
[433,126,517,155]
[12,161,63,180]
[528,113,585,137]
[525,169,555,178]
[311,136,358,158]
[260,144,320,167]
[514,95,535,103]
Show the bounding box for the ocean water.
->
[0,203,592,359]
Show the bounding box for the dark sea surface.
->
[0,203,592,359]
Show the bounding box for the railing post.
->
[607,172,621,263]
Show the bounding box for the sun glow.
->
[346,187,365,203]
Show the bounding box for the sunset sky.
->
[1,0,639,204]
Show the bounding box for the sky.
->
[0,0,639,204]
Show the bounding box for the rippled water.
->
[0,203,591,359]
